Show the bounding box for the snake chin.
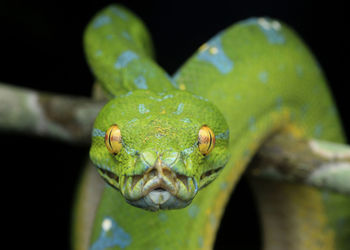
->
[126,188,192,211]
[120,162,199,211]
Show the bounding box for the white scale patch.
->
[102,218,112,231]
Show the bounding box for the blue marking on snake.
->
[171,72,181,88]
[216,130,229,140]
[127,118,138,124]
[139,104,150,114]
[276,96,283,110]
[197,34,233,74]
[115,50,139,69]
[122,31,132,40]
[188,204,200,218]
[134,75,148,89]
[240,18,285,44]
[249,116,256,132]
[198,236,204,248]
[95,50,103,57]
[166,73,179,88]
[183,146,195,155]
[158,212,168,222]
[193,95,208,102]
[92,128,106,137]
[259,71,269,84]
[180,118,191,123]
[162,94,174,100]
[93,15,111,28]
[220,182,228,190]
[90,217,131,250]
[110,6,128,20]
[263,26,285,44]
[314,124,323,137]
[235,93,242,100]
[173,103,184,115]
[296,65,304,77]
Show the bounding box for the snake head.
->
[89,90,230,211]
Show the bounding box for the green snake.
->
[73,4,350,250]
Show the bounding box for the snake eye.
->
[198,125,215,155]
[105,124,122,155]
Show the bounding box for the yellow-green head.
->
[89,89,230,211]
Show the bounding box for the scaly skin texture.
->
[90,90,230,210]
[79,4,350,250]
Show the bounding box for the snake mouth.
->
[120,163,198,211]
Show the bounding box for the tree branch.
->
[1,81,349,195]
[0,82,104,144]
[248,132,350,196]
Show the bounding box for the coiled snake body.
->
[73,5,350,250]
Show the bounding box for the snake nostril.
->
[162,168,175,178]
[162,168,170,175]
[146,169,158,180]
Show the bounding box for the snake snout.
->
[122,156,198,210]
[142,159,178,195]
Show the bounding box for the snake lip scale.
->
[125,171,196,211]
[120,161,199,211]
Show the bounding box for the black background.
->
[0,0,347,249]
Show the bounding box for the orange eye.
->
[105,124,122,155]
[198,125,215,155]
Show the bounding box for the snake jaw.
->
[120,160,198,210]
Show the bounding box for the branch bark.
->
[0,82,104,144]
[1,82,349,195]
[248,132,350,195]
